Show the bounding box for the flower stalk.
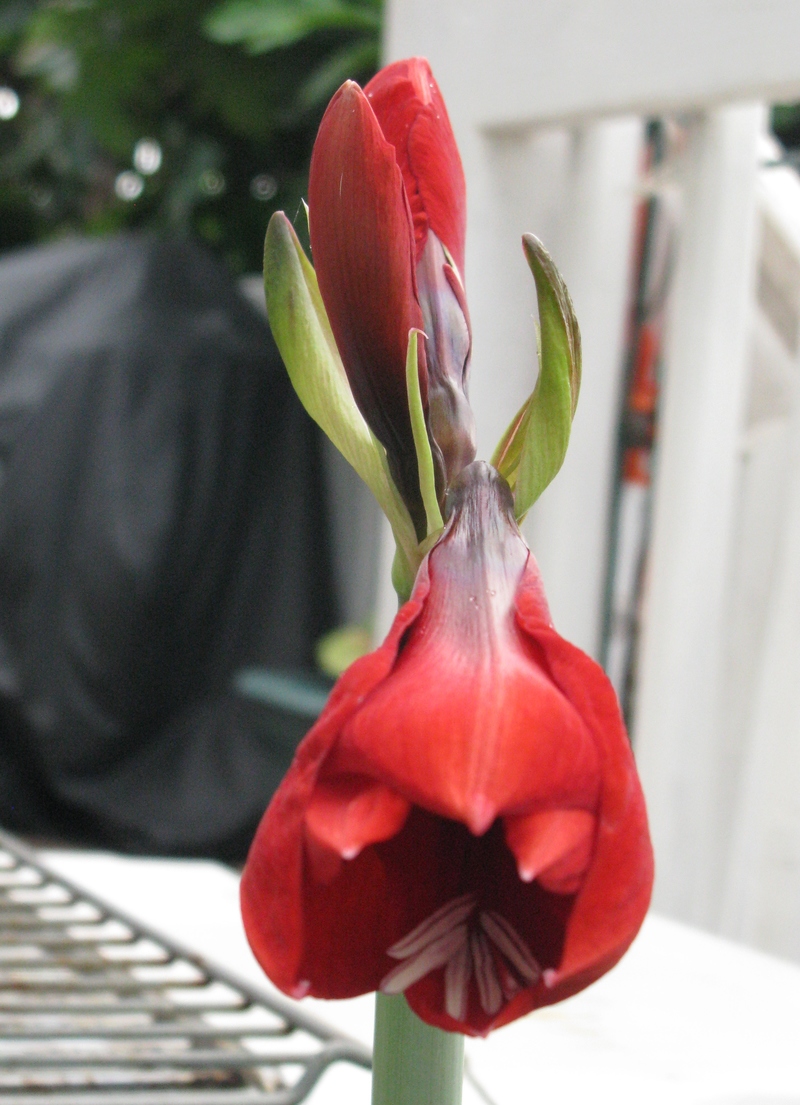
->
[372,995,463,1105]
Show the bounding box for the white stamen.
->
[470,929,503,1015]
[387,894,476,959]
[380,896,542,1022]
[444,939,472,1021]
[480,910,541,984]
[497,960,522,1002]
[380,924,468,994]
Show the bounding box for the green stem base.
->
[371,993,464,1105]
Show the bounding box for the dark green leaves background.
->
[0,0,381,272]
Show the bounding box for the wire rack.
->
[0,828,371,1105]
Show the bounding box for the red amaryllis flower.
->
[241,462,653,1037]
[308,59,475,539]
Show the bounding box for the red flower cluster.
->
[242,464,653,1036]
[247,57,653,1037]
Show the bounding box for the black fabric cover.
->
[0,233,335,861]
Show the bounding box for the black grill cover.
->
[0,234,335,861]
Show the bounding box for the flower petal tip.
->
[542,969,558,989]
[467,794,496,837]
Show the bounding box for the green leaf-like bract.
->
[405,328,444,538]
[263,210,418,584]
[492,234,581,521]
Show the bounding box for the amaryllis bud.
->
[364,58,466,275]
[308,60,476,537]
[366,59,475,487]
[241,461,653,1037]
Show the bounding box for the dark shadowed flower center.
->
[368,811,580,1027]
[380,892,541,1020]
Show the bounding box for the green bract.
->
[263,211,419,583]
[492,234,581,522]
[405,328,444,540]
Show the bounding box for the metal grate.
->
[0,828,371,1105]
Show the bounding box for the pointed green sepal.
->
[391,545,416,605]
[491,233,581,521]
[263,210,418,572]
[405,328,444,538]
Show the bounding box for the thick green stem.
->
[372,993,464,1105]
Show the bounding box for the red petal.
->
[305,774,410,861]
[308,81,426,526]
[300,806,460,998]
[335,468,600,829]
[366,58,467,276]
[504,808,596,891]
[240,582,428,996]
[337,624,600,832]
[502,560,654,1018]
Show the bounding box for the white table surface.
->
[40,849,800,1105]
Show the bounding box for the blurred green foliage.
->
[773,103,800,152]
[0,0,381,272]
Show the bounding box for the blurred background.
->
[0,0,383,864]
[0,0,382,265]
[2,0,800,971]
